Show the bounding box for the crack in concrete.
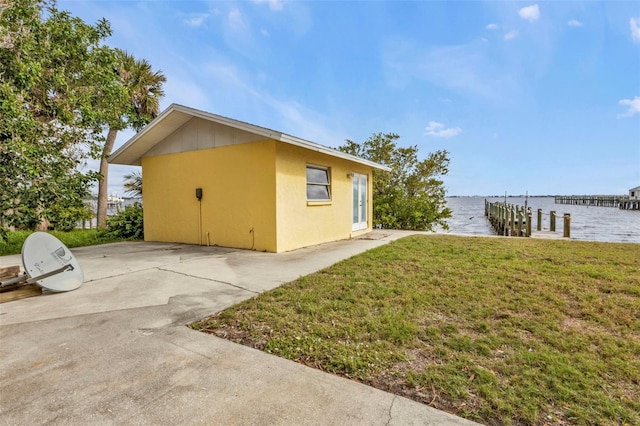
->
[83,265,161,283]
[156,268,259,294]
[81,254,222,284]
[386,395,397,425]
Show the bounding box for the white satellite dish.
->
[0,232,83,292]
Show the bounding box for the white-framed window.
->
[306,165,331,201]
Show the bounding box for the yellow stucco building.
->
[109,104,389,252]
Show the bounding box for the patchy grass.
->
[0,229,126,256]
[191,235,640,425]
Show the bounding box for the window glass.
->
[359,176,367,221]
[306,165,330,201]
[352,181,359,222]
[307,185,330,200]
[307,167,329,184]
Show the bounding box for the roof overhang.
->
[109,103,391,171]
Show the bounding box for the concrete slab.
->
[0,231,478,425]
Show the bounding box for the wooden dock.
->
[619,199,640,210]
[555,195,639,210]
[485,200,570,239]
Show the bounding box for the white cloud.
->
[253,0,284,11]
[486,23,499,30]
[260,28,270,37]
[381,38,521,103]
[504,30,518,41]
[184,13,209,27]
[228,8,246,31]
[518,4,540,22]
[617,96,640,118]
[425,121,462,139]
[200,61,343,146]
[163,79,209,110]
[568,19,583,27]
[631,17,640,43]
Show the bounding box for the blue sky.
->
[60,0,640,196]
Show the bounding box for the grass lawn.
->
[191,235,640,425]
[0,229,127,256]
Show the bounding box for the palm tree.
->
[97,50,166,228]
[123,170,142,197]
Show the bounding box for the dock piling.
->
[517,210,523,236]
[563,214,571,238]
[485,201,569,239]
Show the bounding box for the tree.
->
[338,133,451,231]
[123,170,142,197]
[0,0,126,237]
[96,50,165,228]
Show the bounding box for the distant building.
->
[629,186,640,200]
[80,196,141,228]
[83,196,129,216]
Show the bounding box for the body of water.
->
[441,196,640,244]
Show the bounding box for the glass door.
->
[352,173,368,231]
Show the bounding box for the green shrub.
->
[0,230,31,255]
[48,204,93,232]
[104,203,143,240]
[0,229,124,256]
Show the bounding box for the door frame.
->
[352,173,368,232]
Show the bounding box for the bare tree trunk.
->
[35,205,49,231]
[97,128,119,229]
[35,217,49,232]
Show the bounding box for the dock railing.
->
[485,200,570,238]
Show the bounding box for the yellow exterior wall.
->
[274,142,373,252]
[142,140,277,252]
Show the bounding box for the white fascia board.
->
[175,104,284,140]
[109,104,185,165]
[279,134,391,171]
[181,105,390,170]
[109,103,391,172]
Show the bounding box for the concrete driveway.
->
[0,231,477,425]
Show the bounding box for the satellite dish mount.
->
[0,232,84,293]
